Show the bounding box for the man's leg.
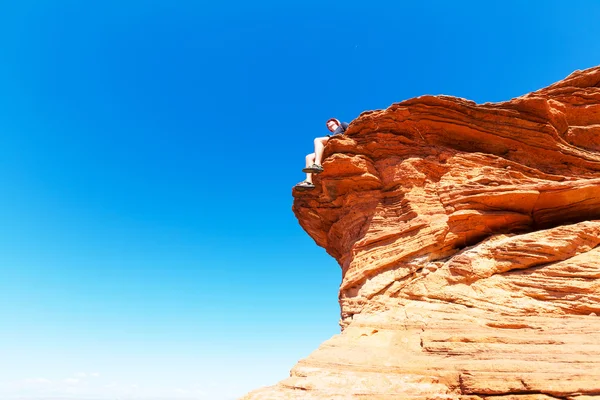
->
[314,137,330,166]
[305,153,316,183]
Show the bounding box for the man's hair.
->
[326,118,340,127]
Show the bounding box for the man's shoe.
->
[302,164,324,174]
[294,181,315,191]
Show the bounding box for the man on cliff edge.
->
[295,118,349,191]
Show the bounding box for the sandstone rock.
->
[242,66,600,399]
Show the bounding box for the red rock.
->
[242,67,600,399]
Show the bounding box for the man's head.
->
[326,118,340,132]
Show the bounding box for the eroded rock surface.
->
[243,67,600,399]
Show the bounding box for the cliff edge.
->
[243,66,600,399]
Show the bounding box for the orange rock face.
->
[243,67,600,399]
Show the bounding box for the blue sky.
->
[1,1,599,399]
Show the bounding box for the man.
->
[295,118,349,191]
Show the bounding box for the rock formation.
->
[242,66,600,399]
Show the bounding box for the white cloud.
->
[1,374,218,400]
[63,377,80,385]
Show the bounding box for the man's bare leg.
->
[305,153,316,183]
[314,137,330,165]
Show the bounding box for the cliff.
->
[243,66,600,399]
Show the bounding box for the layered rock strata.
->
[243,66,600,399]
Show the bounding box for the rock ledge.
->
[243,66,600,399]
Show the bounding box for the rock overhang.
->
[293,66,600,327]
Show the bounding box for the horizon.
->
[2,1,600,399]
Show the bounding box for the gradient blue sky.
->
[1,1,599,399]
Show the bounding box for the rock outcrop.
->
[243,66,600,399]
